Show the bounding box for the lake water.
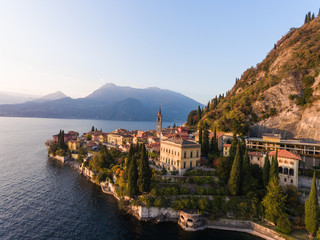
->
[0,117,260,240]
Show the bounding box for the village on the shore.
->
[45,106,320,239]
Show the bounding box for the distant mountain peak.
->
[32,91,68,103]
[101,83,117,88]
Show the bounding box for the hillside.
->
[198,15,320,141]
[0,84,202,122]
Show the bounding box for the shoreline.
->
[51,155,287,240]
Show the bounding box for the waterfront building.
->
[156,106,162,133]
[53,131,79,143]
[159,138,201,174]
[246,133,320,168]
[107,133,133,146]
[68,140,80,151]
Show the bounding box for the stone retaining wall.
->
[130,205,179,222]
[207,219,286,240]
[49,154,68,163]
[299,175,320,188]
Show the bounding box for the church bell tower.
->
[156,106,162,133]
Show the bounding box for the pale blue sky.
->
[0,1,319,104]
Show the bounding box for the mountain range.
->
[198,15,320,141]
[0,84,202,122]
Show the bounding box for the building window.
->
[183,162,186,168]
[184,152,186,159]
[190,161,192,168]
[279,167,283,174]
[284,168,288,175]
[284,178,287,182]
[196,151,199,157]
[289,169,294,176]
[190,151,193,158]
[291,179,293,183]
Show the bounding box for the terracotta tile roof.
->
[248,151,263,157]
[223,144,231,147]
[269,149,302,161]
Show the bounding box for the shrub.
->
[276,214,292,234]
[303,76,315,87]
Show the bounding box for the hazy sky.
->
[0,1,319,104]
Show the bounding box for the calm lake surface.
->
[0,117,260,240]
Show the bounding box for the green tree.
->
[128,155,139,196]
[138,145,152,193]
[262,177,287,224]
[210,127,219,155]
[217,157,231,184]
[276,213,292,234]
[228,144,242,196]
[318,8,320,17]
[197,105,202,121]
[77,147,88,164]
[58,130,67,150]
[202,126,209,157]
[91,126,95,132]
[262,153,270,187]
[312,13,315,20]
[270,152,279,181]
[305,171,320,236]
[241,150,252,195]
[308,11,311,22]
[305,14,308,24]
[198,125,203,145]
[229,133,238,162]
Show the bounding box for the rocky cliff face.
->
[201,16,320,141]
[251,73,320,140]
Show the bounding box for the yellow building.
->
[160,139,201,174]
[107,133,133,146]
[223,144,231,157]
[98,133,108,143]
[68,140,80,151]
[246,134,320,168]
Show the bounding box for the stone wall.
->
[49,154,68,163]
[207,219,286,240]
[131,205,179,222]
[298,176,320,188]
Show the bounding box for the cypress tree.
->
[197,105,202,121]
[241,150,252,195]
[308,12,311,23]
[138,145,152,193]
[305,14,308,24]
[305,171,320,236]
[262,153,270,187]
[312,13,315,20]
[126,144,134,170]
[202,126,209,157]
[210,137,214,153]
[128,156,139,196]
[262,176,287,224]
[270,152,279,181]
[91,126,95,132]
[198,126,203,145]
[318,8,320,17]
[228,144,242,196]
[213,127,219,154]
[229,133,238,162]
